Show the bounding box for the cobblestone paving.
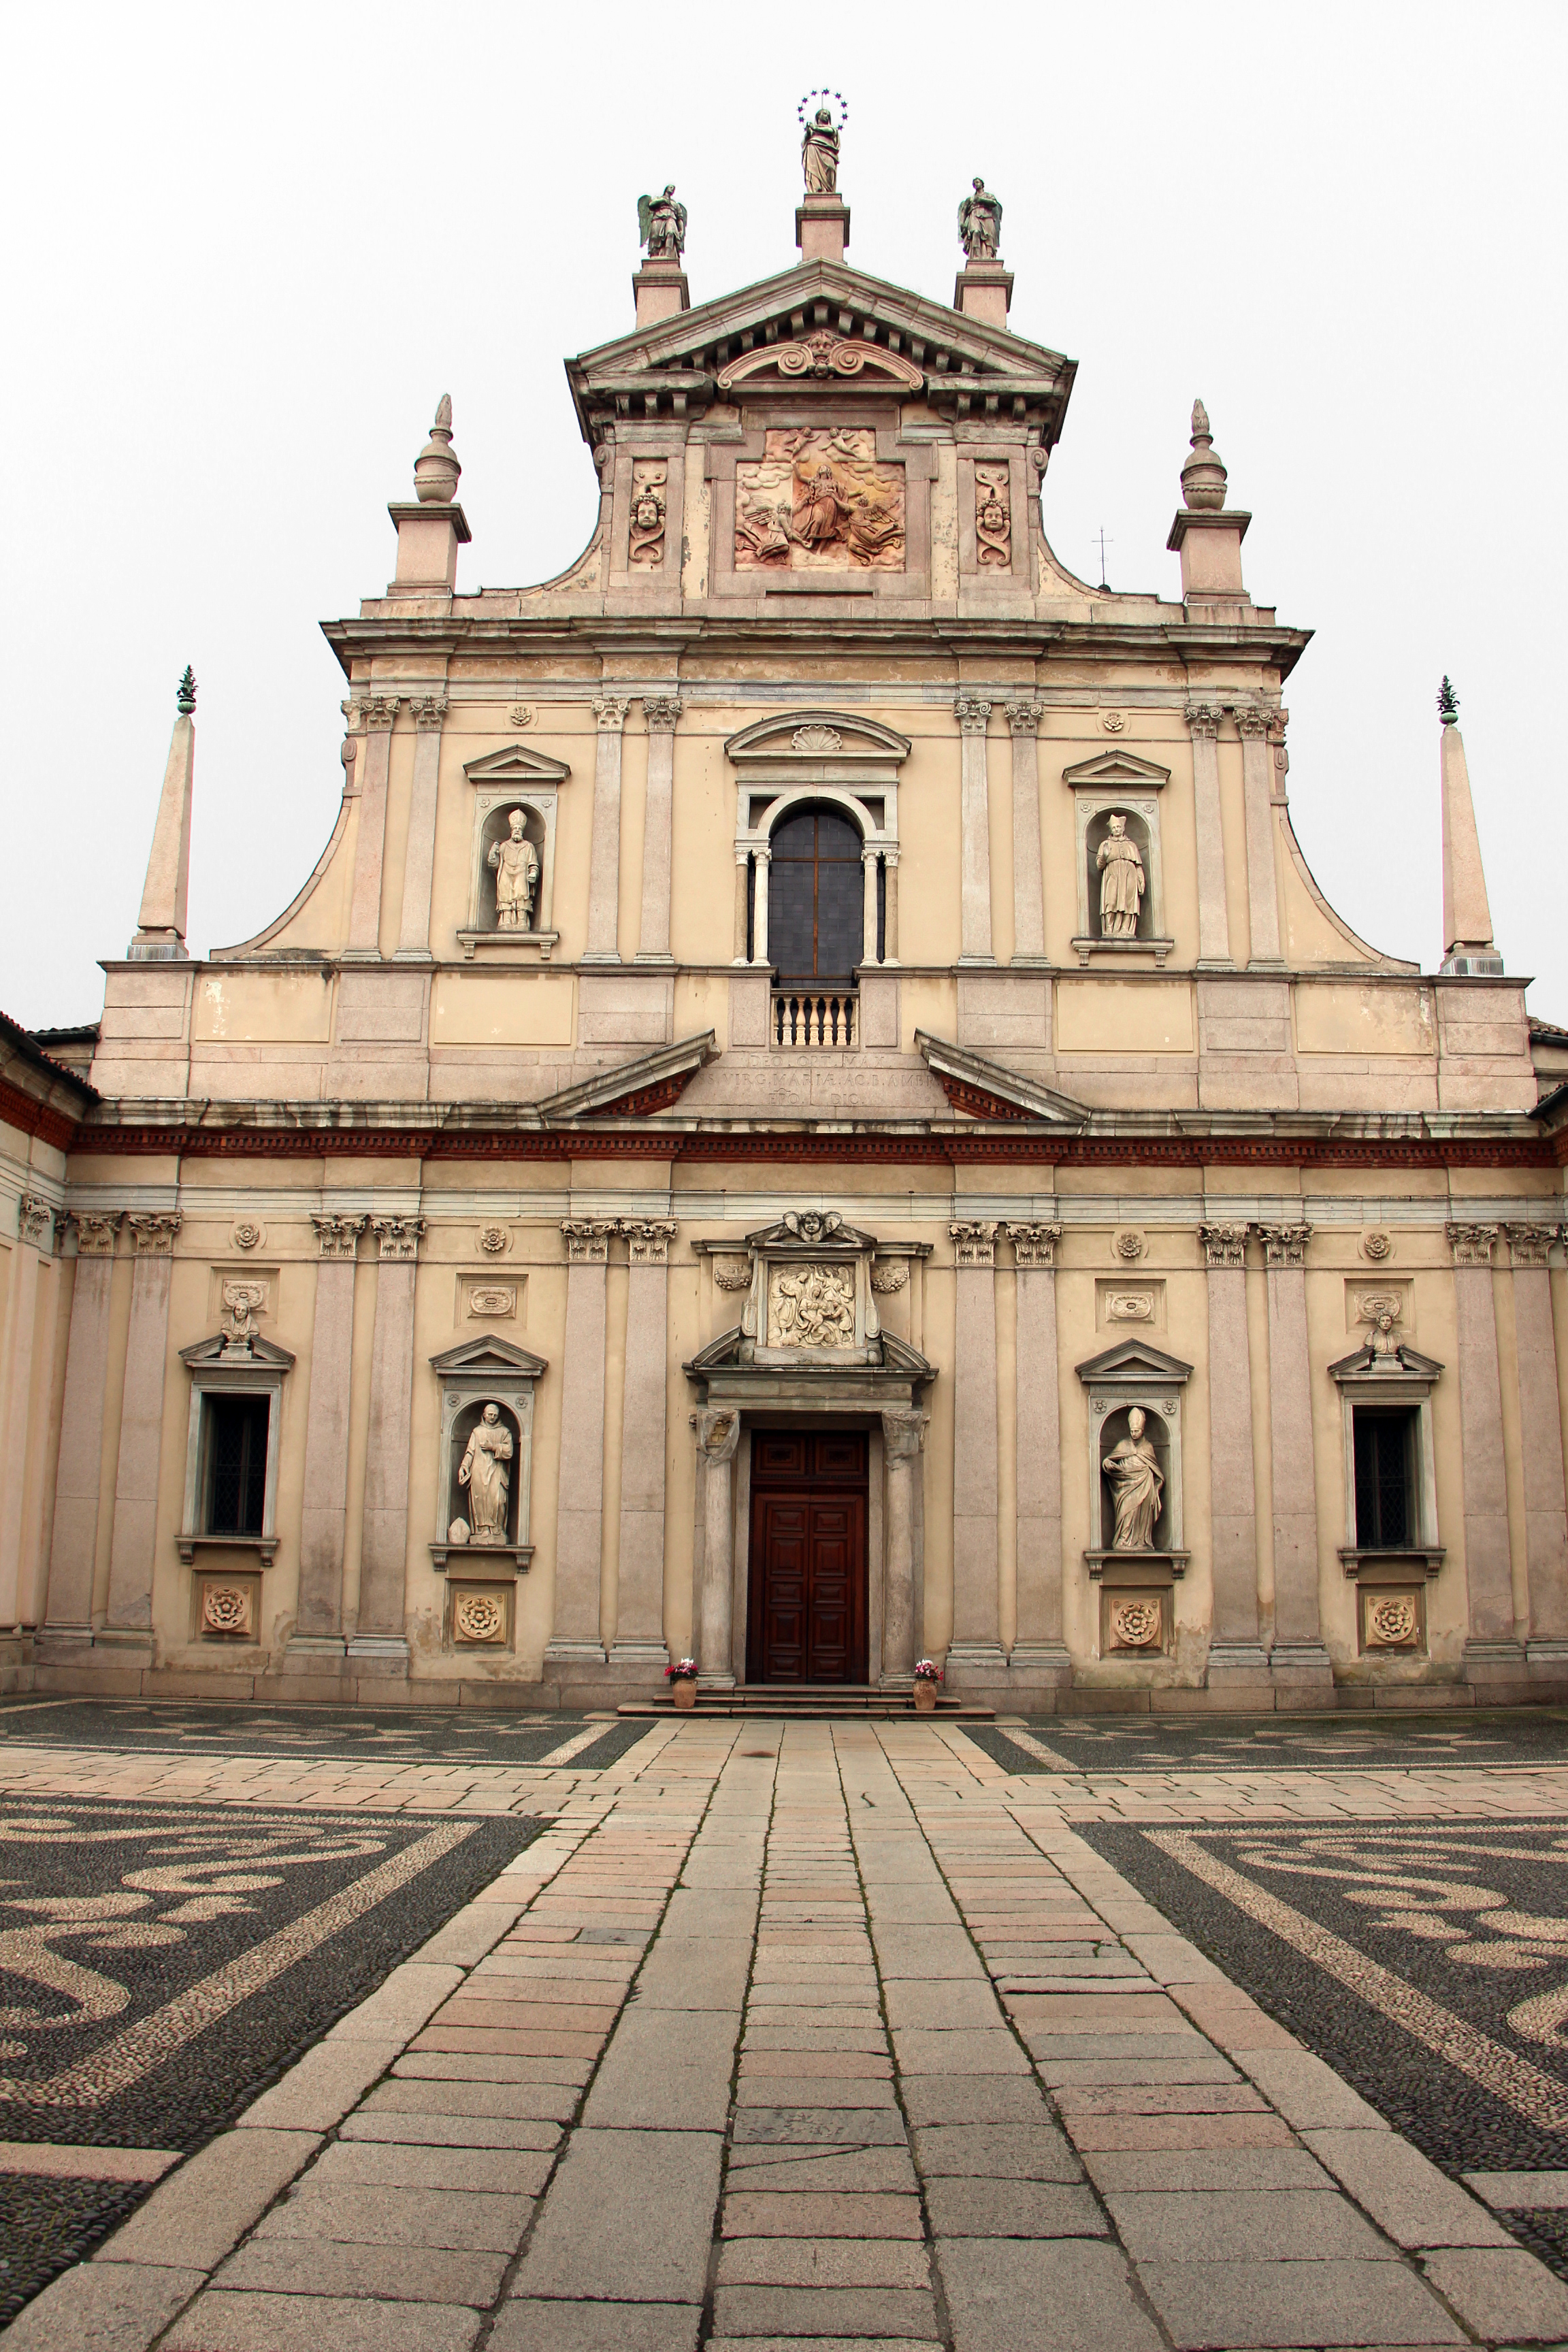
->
[7,1711,1568,2349]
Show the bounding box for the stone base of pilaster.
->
[543,1639,609,1668]
[1463,1637,1529,1678]
[93,1628,155,1665]
[608,1639,671,1669]
[0,1629,35,1693]
[346,1635,410,1676]
[1269,1641,1335,1708]
[285,1634,348,1662]
[1206,1640,1274,1693]
[1007,1641,1073,1699]
[943,1641,1013,1705]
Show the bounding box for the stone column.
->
[1258,1222,1333,1694]
[732,853,750,964]
[1200,1222,1269,1682]
[394,693,446,960]
[861,846,881,967]
[1235,706,1281,966]
[956,696,995,964]
[1447,1223,1524,1669]
[102,1211,182,1646]
[880,1408,928,1686]
[947,1221,1006,1679]
[345,696,399,959]
[1006,1223,1068,1680]
[883,849,900,964]
[751,847,771,968]
[636,697,681,964]
[694,1406,741,1686]
[43,1212,121,1639]
[611,1220,677,1667]
[1005,700,1048,965]
[583,695,630,962]
[0,1196,54,1626]
[350,1215,424,1670]
[545,1220,618,1666]
[1186,701,1232,968]
[1506,1224,1568,1658]
[289,1215,366,1661]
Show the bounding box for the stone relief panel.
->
[735,428,904,572]
[767,1262,856,1349]
[1360,1587,1425,1654]
[197,1574,260,1642]
[463,1278,521,1323]
[1103,1591,1166,1654]
[451,1584,512,1648]
[628,460,668,568]
[975,461,1011,566]
[1096,1279,1164,1332]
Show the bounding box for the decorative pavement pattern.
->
[0,1795,540,2323]
[969,1711,1568,1778]
[0,1697,651,1771]
[8,1708,1568,2347]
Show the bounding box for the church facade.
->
[4,142,1567,1713]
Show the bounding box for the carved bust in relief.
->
[489,808,539,930]
[1096,814,1145,938]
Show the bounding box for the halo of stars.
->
[797,88,849,129]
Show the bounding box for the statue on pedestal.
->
[637,185,687,261]
[489,808,539,930]
[958,178,1002,260]
[1097,814,1145,938]
[802,106,840,193]
[458,1404,513,1544]
[1102,1406,1164,1550]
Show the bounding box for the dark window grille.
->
[204,1394,270,1537]
[1353,1408,1415,1548]
[768,808,864,983]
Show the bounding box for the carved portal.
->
[735,429,904,573]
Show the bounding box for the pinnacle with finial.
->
[1191,398,1210,440]
[176,666,197,715]
[1437,676,1459,725]
[434,393,451,429]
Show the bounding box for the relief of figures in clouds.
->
[736,429,905,572]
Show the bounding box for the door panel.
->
[747,1432,868,1683]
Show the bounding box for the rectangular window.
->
[1353,1407,1416,1548]
[203,1394,270,1537]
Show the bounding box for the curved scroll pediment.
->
[725,710,911,766]
[716,333,924,394]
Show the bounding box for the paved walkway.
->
[8,1718,1568,2349]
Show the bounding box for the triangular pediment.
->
[1076,1338,1194,1385]
[1328,1341,1444,1383]
[464,744,572,789]
[181,1333,295,1371]
[916,1034,1092,1128]
[1060,751,1172,791]
[568,259,1075,440]
[429,1336,549,1378]
[536,1032,717,1123]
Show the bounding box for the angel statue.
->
[637,185,687,262]
[958,177,1002,261]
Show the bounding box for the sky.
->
[3,1,1565,1031]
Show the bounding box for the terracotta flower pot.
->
[672,1677,698,1711]
[913,1681,938,1713]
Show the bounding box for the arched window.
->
[768,806,864,982]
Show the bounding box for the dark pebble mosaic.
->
[979,1708,1568,1776]
[0,1698,650,1770]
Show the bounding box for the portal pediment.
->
[429,1336,549,1379]
[1060,751,1172,791]
[463,745,572,788]
[725,712,911,768]
[1076,1339,1194,1386]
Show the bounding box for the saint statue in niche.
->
[1096,813,1145,938]
[489,808,539,930]
[1102,1406,1164,1550]
[458,1403,513,1543]
[802,108,840,193]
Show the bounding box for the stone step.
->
[619,1686,994,1721]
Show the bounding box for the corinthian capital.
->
[17,1193,54,1250]
[954,696,992,735]
[1006,1221,1062,1268]
[593,696,632,732]
[561,1218,618,1263]
[1184,701,1224,739]
[1199,1222,1249,1268]
[362,695,402,731]
[128,1211,182,1257]
[1507,1223,1558,1269]
[71,1210,122,1258]
[410,693,448,731]
[949,1220,998,1267]
[1004,700,1044,738]
[621,1218,678,1265]
[1448,1222,1500,1268]
[312,1213,367,1261]
[1257,1222,1311,1268]
[372,1215,424,1262]
[642,696,683,732]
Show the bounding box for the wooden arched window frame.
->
[766,804,870,983]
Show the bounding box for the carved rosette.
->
[372,1215,425,1264]
[1007,1221,1064,1269]
[592,696,631,732]
[411,693,448,731]
[312,1213,366,1262]
[1507,1224,1558,1269]
[1258,1222,1311,1270]
[477,1224,510,1256]
[1361,1230,1394,1262]
[975,463,1011,567]
[953,696,992,736]
[642,696,683,733]
[1199,1223,1249,1269]
[16,1193,53,1250]
[72,1211,122,1258]
[1109,1598,1162,1650]
[201,1582,255,1638]
[362,696,401,732]
[949,1221,998,1269]
[453,1590,507,1644]
[1004,700,1044,738]
[1447,1222,1500,1269]
[561,1220,617,1265]
[230,1220,264,1253]
[128,1211,182,1258]
[1183,702,1224,740]
[1364,1593,1419,1648]
[1113,1230,1145,1262]
[623,1219,678,1267]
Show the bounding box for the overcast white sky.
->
[3,2,1564,1032]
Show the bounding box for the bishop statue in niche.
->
[736,428,904,573]
[458,1403,513,1544]
[1096,813,1145,938]
[1102,1407,1164,1550]
[489,808,540,930]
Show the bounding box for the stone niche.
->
[1063,750,1173,966]
[429,1336,548,1575]
[1076,1340,1192,1658]
[457,743,570,958]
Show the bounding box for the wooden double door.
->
[746,1431,868,1684]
